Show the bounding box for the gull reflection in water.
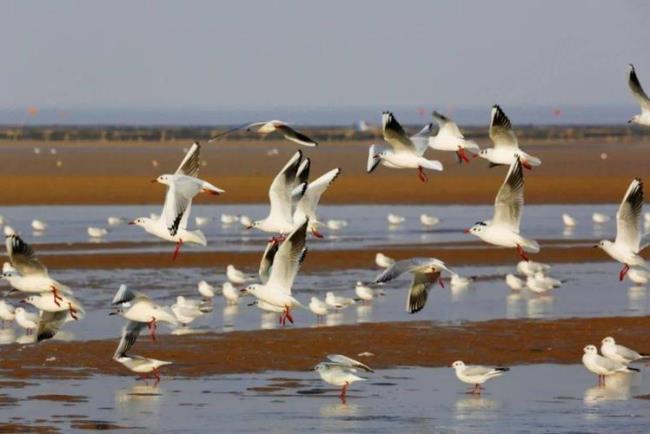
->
[116,383,163,420]
[260,312,279,330]
[526,295,554,319]
[562,226,575,238]
[223,305,239,331]
[454,396,500,422]
[0,328,15,345]
[505,292,525,319]
[15,334,37,345]
[319,402,361,418]
[326,311,345,327]
[356,304,372,323]
[627,286,647,313]
[583,372,635,404]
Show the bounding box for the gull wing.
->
[259,240,280,284]
[161,183,192,236]
[373,257,448,284]
[275,124,319,147]
[432,111,464,138]
[489,105,518,149]
[463,365,501,376]
[492,158,524,232]
[382,111,416,153]
[112,284,146,305]
[175,142,200,177]
[36,310,69,342]
[113,321,146,359]
[406,270,439,314]
[266,219,309,291]
[615,178,643,251]
[326,354,374,372]
[268,151,303,225]
[294,168,341,221]
[628,64,650,112]
[410,123,433,156]
[5,235,48,276]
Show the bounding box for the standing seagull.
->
[478,105,541,169]
[600,336,649,365]
[466,158,539,261]
[582,345,639,386]
[246,151,306,235]
[208,120,318,147]
[595,178,646,281]
[451,361,509,395]
[372,257,452,313]
[242,220,309,325]
[115,355,172,384]
[313,354,373,403]
[3,235,73,305]
[627,64,650,126]
[367,112,443,182]
[428,111,481,163]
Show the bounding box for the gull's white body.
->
[562,213,577,227]
[420,214,440,227]
[592,213,611,224]
[326,219,348,231]
[171,296,204,325]
[222,282,240,304]
[87,227,108,238]
[387,214,405,225]
[452,361,508,386]
[197,280,215,298]
[582,345,637,378]
[15,307,38,330]
[226,265,253,285]
[505,273,525,291]
[355,281,375,301]
[116,356,172,374]
[517,261,551,277]
[325,292,356,309]
[132,217,206,246]
[121,299,178,326]
[450,274,472,290]
[601,337,648,364]
[375,253,395,268]
[31,219,47,231]
[25,293,84,315]
[309,297,329,317]
[3,274,71,295]
[0,300,16,322]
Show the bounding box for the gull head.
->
[313,362,328,372]
[129,217,150,227]
[477,149,491,160]
[465,221,487,235]
[629,115,641,125]
[583,345,598,354]
[593,240,611,250]
[451,360,465,369]
[22,295,38,306]
[241,283,262,295]
[245,220,260,230]
[601,336,615,345]
[153,174,172,185]
[374,150,390,159]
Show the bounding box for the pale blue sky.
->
[1,0,649,123]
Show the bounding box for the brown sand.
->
[1,138,649,205]
[1,317,648,380]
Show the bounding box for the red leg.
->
[148,318,157,342]
[284,306,294,324]
[68,303,79,320]
[311,228,325,239]
[172,239,183,261]
[438,277,445,289]
[522,160,533,170]
[153,369,161,384]
[619,264,630,282]
[339,382,349,403]
[51,286,62,307]
[516,244,530,262]
[457,148,470,163]
[417,167,428,183]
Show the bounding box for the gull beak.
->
[463,229,470,234]
[245,225,253,230]
[593,244,599,248]
[19,299,26,304]
[108,311,118,316]
[239,288,248,293]
[128,221,136,225]
[151,179,158,183]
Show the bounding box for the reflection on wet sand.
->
[356,304,372,323]
[260,312,279,330]
[326,312,344,327]
[627,286,647,313]
[526,295,554,319]
[583,372,635,404]
[0,328,15,345]
[223,304,239,331]
[115,383,163,421]
[454,396,500,421]
[506,292,525,319]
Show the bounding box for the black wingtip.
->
[495,367,510,372]
[628,367,641,372]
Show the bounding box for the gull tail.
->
[419,158,444,172]
[191,230,207,246]
[520,238,540,254]
[367,145,381,173]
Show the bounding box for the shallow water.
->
[0,261,646,343]
[0,203,640,253]
[1,364,649,433]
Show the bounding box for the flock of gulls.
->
[0,64,649,402]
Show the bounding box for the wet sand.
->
[1,138,649,205]
[1,316,648,380]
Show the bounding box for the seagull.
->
[387,213,405,225]
[31,219,47,232]
[0,300,15,327]
[562,213,577,227]
[478,105,541,170]
[110,284,179,348]
[325,291,356,309]
[171,296,205,326]
[246,151,307,235]
[592,212,611,224]
[23,292,84,323]
[226,265,254,285]
[107,217,126,226]
[428,111,481,163]
[516,260,551,277]
[326,219,348,231]
[3,225,16,236]
[221,214,238,225]
[195,216,212,226]
[582,344,639,386]
[595,178,647,281]
[355,281,375,303]
[241,220,309,326]
[222,282,240,305]
[197,280,215,299]
[14,307,38,335]
[526,272,561,294]
[87,227,108,238]
[627,64,650,126]
[372,257,452,313]
[3,235,73,305]
[313,354,373,403]
[375,252,395,268]
[450,274,474,290]
[505,273,525,291]
[308,296,329,322]
[627,268,649,285]
[293,168,342,238]
[466,158,539,261]
[601,336,649,365]
[115,355,172,384]
[208,120,318,147]
[451,360,509,395]
[420,214,440,227]
[367,112,443,182]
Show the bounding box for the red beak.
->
[128,221,136,225]
[463,229,470,233]
[151,179,158,183]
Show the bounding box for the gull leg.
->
[417,167,428,183]
[51,285,62,307]
[602,375,606,387]
[619,264,630,282]
[521,160,533,170]
[172,239,183,261]
[438,277,445,289]
[68,303,79,320]
[311,228,325,239]
[284,305,294,324]
[147,318,157,342]
[457,148,470,163]
[153,368,161,385]
[339,382,349,403]
[516,244,530,262]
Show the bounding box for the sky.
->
[1,0,649,124]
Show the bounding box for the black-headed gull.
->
[450,274,474,290]
[601,336,649,365]
[387,213,405,225]
[14,307,38,335]
[246,151,306,235]
[505,273,525,291]
[313,354,373,403]
[226,264,254,285]
[526,272,561,294]
[107,216,126,226]
[592,212,610,224]
[466,158,539,261]
[595,178,646,281]
[31,219,47,232]
[582,345,639,386]
[197,280,215,299]
[516,260,550,277]
[0,300,15,326]
[478,105,541,170]
[375,252,395,268]
[87,227,108,238]
[562,213,577,227]
[308,296,329,322]
[3,235,73,305]
[171,296,205,326]
[627,64,650,126]
[115,355,172,384]
[420,214,440,227]
[23,292,84,337]
[428,111,480,163]
[372,257,452,313]
[209,120,318,147]
[241,220,309,326]
[325,291,356,309]
[355,281,375,303]
[293,168,342,238]
[110,284,179,354]
[222,282,240,305]
[367,112,443,182]
[326,219,348,231]
[451,360,509,395]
